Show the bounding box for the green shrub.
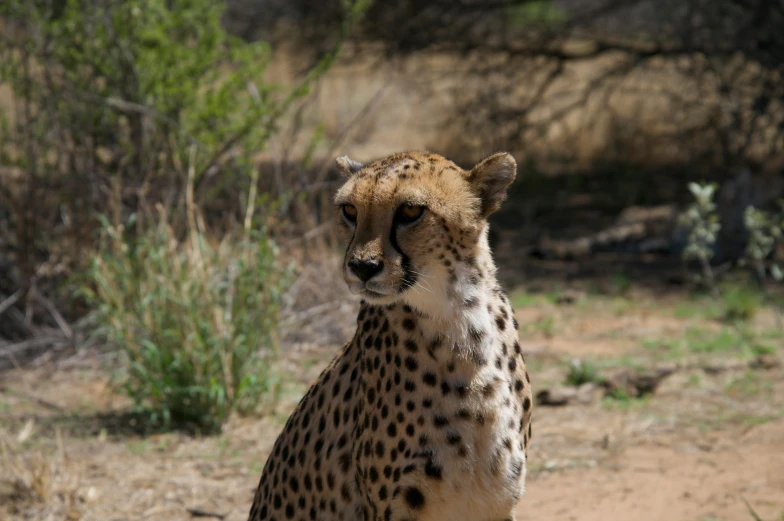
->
[0,0,365,326]
[83,210,286,432]
[2,0,368,429]
[0,0,284,207]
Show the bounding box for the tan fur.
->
[248,151,533,521]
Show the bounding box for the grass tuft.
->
[565,359,605,387]
[721,286,762,322]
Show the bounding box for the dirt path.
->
[520,424,784,521]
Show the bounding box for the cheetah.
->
[247,151,533,521]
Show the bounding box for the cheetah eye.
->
[395,204,425,225]
[341,204,358,223]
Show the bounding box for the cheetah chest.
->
[353,328,528,520]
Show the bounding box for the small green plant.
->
[512,292,544,308]
[610,273,632,294]
[679,182,721,292]
[641,337,682,357]
[602,389,649,409]
[84,206,286,432]
[684,326,740,353]
[743,204,784,283]
[739,413,782,428]
[750,343,776,356]
[565,359,605,386]
[508,0,567,27]
[680,183,783,351]
[724,370,772,398]
[672,298,722,320]
[125,440,150,455]
[524,315,557,337]
[686,373,702,388]
[721,285,762,322]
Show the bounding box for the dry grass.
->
[0,426,89,521]
[278,246,357,347]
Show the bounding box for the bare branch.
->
[0,290,22,318]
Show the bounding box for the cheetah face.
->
[333,152,516,307]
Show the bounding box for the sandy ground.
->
[1,289,783,521]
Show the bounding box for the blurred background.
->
[0,1,783,520]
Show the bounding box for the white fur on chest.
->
[414,417,526,521]
[432,365,526,520]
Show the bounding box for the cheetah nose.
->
[348,258,384,282]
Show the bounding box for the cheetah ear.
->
[468,152,517,217]
[335,155,364,177]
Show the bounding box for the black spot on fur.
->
[425,460,443,480]
[404,487,425,509]
[496,316,506,331]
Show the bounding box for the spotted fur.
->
[247,151,533,521]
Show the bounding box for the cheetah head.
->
[333,151,516,309]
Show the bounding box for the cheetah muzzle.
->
[247,151,533,521]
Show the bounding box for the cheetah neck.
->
[400,225,504,360]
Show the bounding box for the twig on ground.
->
[0,385,65,412]
[0,334,73,371]
[34,293,73,341]
[1,336,60,358]
[187,508,227,520]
